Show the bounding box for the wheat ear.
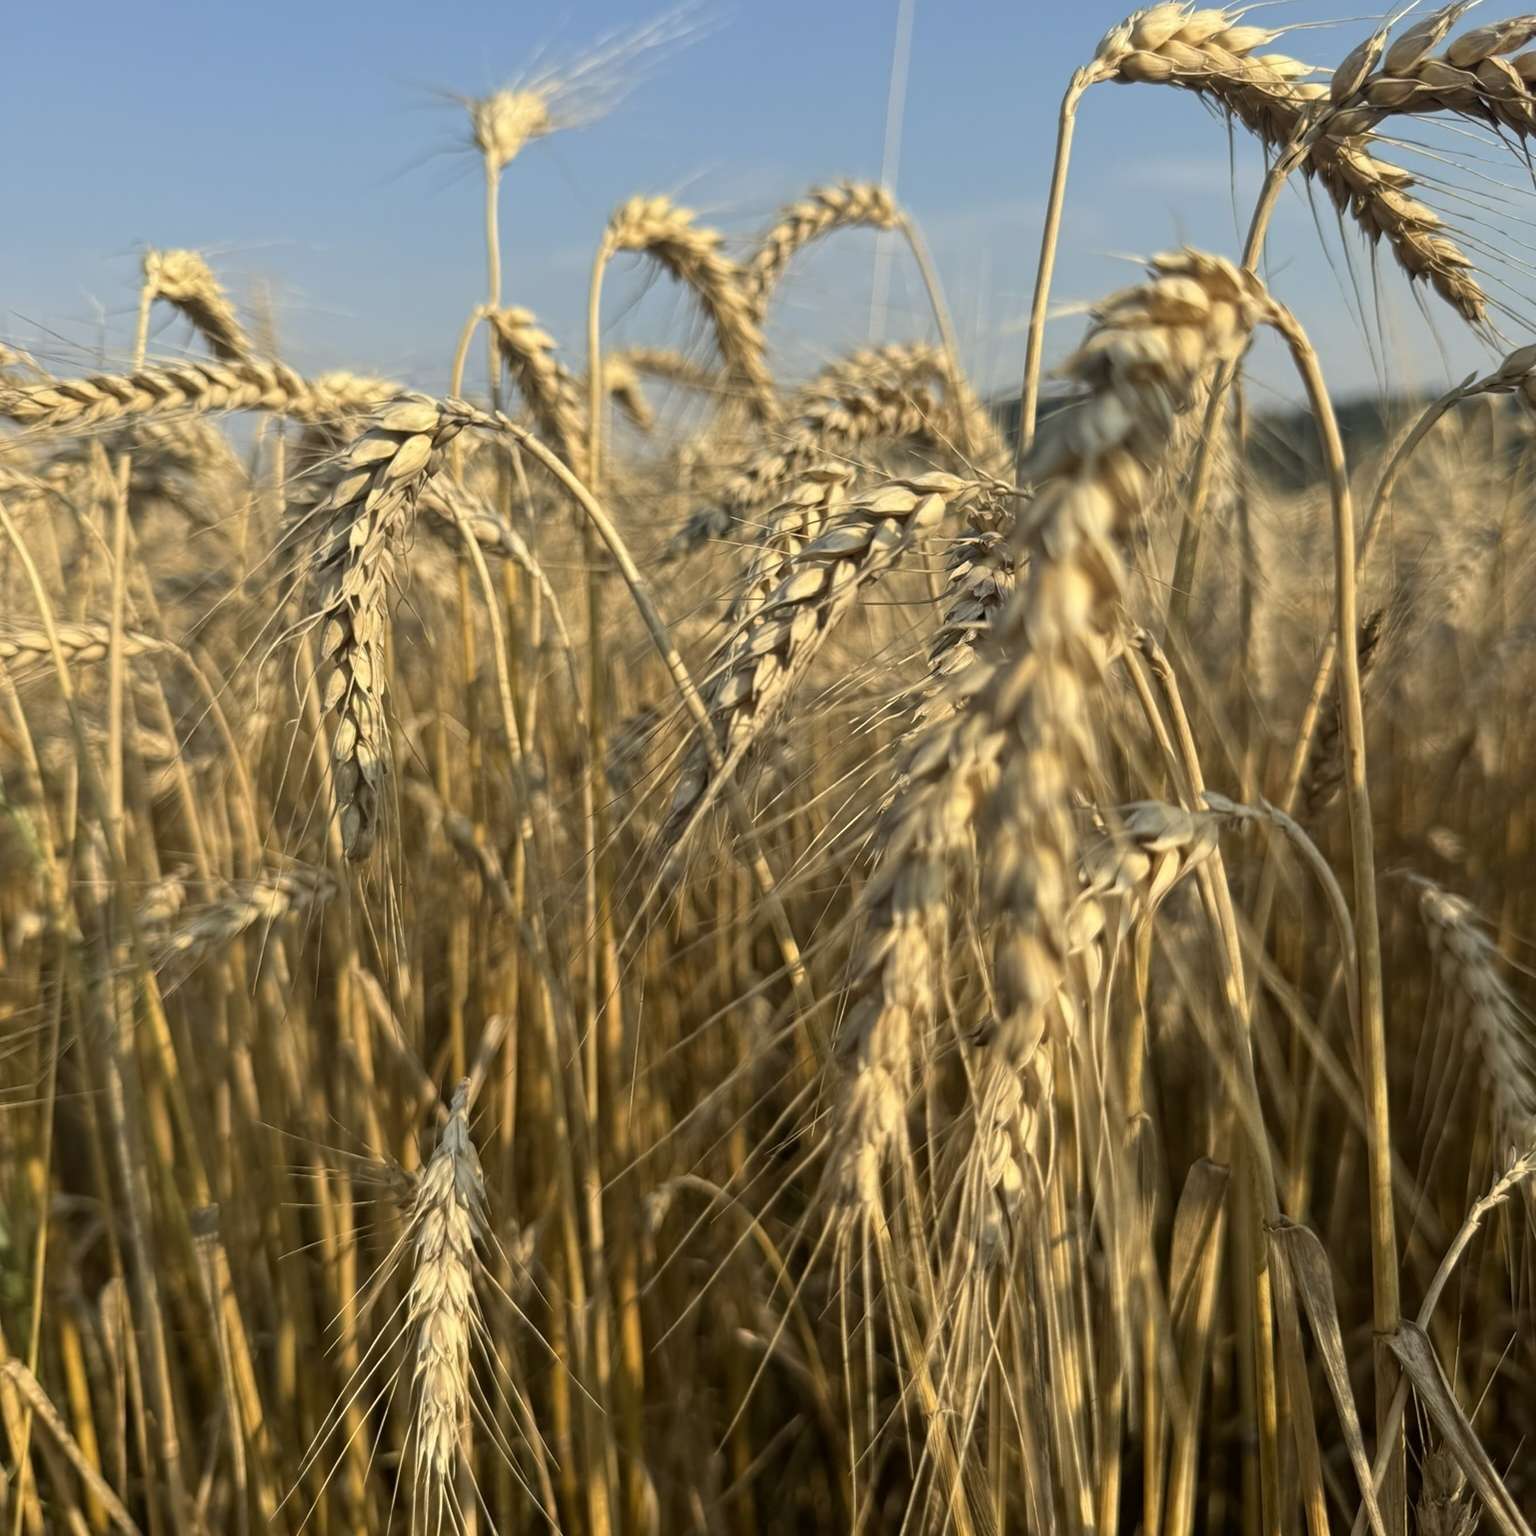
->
[599,353,654,433]
[487,306,589,475]
[0,621,170,669]
[666,472,990,845]
[406,1078,487,1534]
[151,866,337,971]
[599,195,775,421]
[308,397,470,859]
[667,342,1003,558]
[0,360,399,434]
[1098,6,1491,325]
[609,344,721,394]
[1415,878,1536,1153]
[744,181,901,319]
[1416,1443,1478,1536]
[143,248,253,362]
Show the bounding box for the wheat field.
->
[3,5,1536,1534]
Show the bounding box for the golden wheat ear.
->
[405,1078,488,1534]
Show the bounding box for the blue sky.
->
[4,1,1526,409]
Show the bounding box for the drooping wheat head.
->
[602,195,776,421]
[744,181,902,321]
[486,306,590,475]
[144,248,254,362]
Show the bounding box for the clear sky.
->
[4,1,1526,409]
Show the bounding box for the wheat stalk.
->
[143,248,253,362]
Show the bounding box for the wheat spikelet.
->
[144,248,253,362]
[487,306,589,474]
[744,181,901,320]
[308,397,472,859]
[406,1078,487,1533]
[666,473,990,845]
[1416,1443,1478,1536]
[0,621,170,669]
[603,194,776,420]
[725,460,857,624]
[0,359,399,435]
[1415,877,1536,1152]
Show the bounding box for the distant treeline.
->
[992,388,1519,491]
